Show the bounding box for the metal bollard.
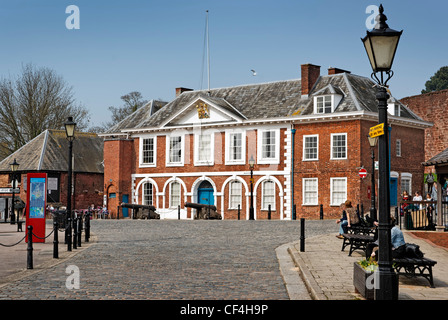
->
[67,217,72,252]
[73,217,77,250]
[77,217,82,247]
[268,204,271,220]
[320,204,324,220]
[85,213,90,242]
[178,205,180,220]
[293,204,296,220]
[300,218,305,252]
[27,225,33,269]
[238,204,240,220]
[53,220,59,259]
[117,206,120,220]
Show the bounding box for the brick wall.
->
[292,119,425,219]
[0,171,103,216]
[104,138,135,217]
[293,120,363,219]
[401,89,448,166]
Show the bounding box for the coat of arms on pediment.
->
[196,102,210,119]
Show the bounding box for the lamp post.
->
[10,158,19,224]
[361,4,402,300]
[64,117,76,251]
[248,155,255,220]
[368,135,378,222]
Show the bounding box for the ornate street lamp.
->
[10,158,19,224]
[361,4,402,300]
[248,155,255,220]
[64,116,76,251]
[368,135,378,222]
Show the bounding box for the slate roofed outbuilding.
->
[0,130,103,173]
[103,72,425,135]
[423,147,448,166]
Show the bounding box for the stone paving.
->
[0,219,335,300]
[288,231,448,300]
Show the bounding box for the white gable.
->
[179,102,234,124]
[162,97,244,127]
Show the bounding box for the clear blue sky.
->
[0,0,446,128]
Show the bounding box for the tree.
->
[0,64,90,159]
[422,66,448,94]
[107,91,148,127]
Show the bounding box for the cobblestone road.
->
[0,219,335,300]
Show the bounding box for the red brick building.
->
[101,64,431,220]
[0,130,104,219]
[401,89,448,179]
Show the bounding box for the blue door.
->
[390,178,397,207]
[122,194,129,217]
[197,181,214,205]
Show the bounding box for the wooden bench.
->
[393,257,437,288]
[341,233,375,256]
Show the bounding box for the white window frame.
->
[302,178,318,206]
[169,181,181,208]
[166,134,184,166]
[262,180,276,210]
[396,139,402,157]
[314,95,333,114]
[139,135,157,167]
[194,132,214,166]
[225,130,246,165]
[330,177,347,206]
[143,182,153,206]
[257,128,280,164]
[229,180,242,209]
[303,134,319,161]
[331,133,347,160]
[401,173,412,195]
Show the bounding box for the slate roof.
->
[103,72,425,134]
[423,147,448,166]
[0,130,104,173]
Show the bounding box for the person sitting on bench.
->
[366,215,405,260]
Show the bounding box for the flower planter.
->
[353,262,375,300]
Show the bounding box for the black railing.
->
[397,200,448,231]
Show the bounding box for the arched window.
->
[170,181,181,208]
[262,180,275,210]
[229,181,242,209]
[143,183,153,206]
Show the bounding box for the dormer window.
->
[312,84,343,114]
[316,96,332,114]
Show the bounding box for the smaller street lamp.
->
[64,117,76,141]
[64,116,76,251]
[248,155,255,220]
[368,135,378,222]
[10,158,19,225]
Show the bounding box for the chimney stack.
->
[301,64,320,97]
[176,87,193,97]
[328,67,351,75]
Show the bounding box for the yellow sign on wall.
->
[369,123,385,138]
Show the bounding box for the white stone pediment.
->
[162,96,245,127]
